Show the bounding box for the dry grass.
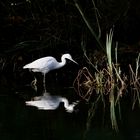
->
[74,29,140,133]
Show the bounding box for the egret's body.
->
[26,93,79,113]
[23,54,77,92]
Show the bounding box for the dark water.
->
[0,86,140,140]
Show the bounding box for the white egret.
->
[26,93,79,113]
[23,54,78,92]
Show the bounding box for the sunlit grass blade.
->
[106,29,113,72]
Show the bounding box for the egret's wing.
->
[26,100,58,110]
[26,96,60,110]
[26,100,48,109]
[23,56,58,73]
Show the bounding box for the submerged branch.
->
[109,89,118,131]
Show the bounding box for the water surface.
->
[0,86,139,140]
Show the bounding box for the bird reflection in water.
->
[26,92,79,113]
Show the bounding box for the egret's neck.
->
[59,57,66,68]
[61,98,69,108]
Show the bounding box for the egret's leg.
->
[31,77,37,91]
[43,74,47,93]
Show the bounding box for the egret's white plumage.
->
[23,53,77,74]
[23,54,77,92]
[26,93,79,113]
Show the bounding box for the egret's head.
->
[61,97,79,113]
[62,54,78,64]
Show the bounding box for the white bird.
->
[26,93,79,113]
[23,54,78,92]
